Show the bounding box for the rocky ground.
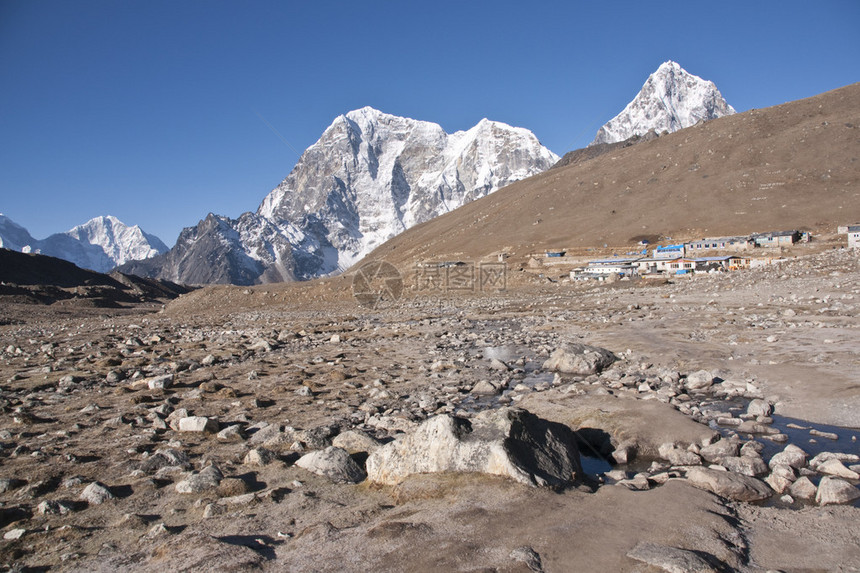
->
[1,248,859,572]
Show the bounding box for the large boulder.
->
[816,476,860,506]
[542,344,616,376]
[366,407,583,487]
[685,467,772,502]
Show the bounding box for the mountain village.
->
[566,229,811,282]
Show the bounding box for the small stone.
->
[471,380,501,396]
[243,448,276,466]
[788,476,817,501]
[542,343,616,376]
[216,425,245,442]
[658,443,702,466]
[684,370,716,392]
[146,522,169,539]
[296,446,366,484]
[80,482,114,505]
[747,399,773,417]
[331,430,382,454]
[722,454,768,477]
[146,374,174,390]
[769,444,807,469]
[37,500,72,515]
[177,416,219,433]
[4,528,26,540]
[295,386,313,397]
[699,438,739,463]
[217,477,251,497]
[509,546,543,572]
[175,465,223,494]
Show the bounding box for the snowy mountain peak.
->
[139,108,558,285]
[0,213,168,273]
[0,213,37,252]
[591,61,735,146]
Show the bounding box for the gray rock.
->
[746,399,773,417]
[79,482,114,505]
[658,443,702,466]
[722,454,768,477]
[684,370,716,392]
[698,438,739,463]
[471,380,502,396]
[37,499,73,515]
[627,541,719,573]
[765,464,797,494]
[510,546,543,572]
[243,447,276,466]
[175,465,223,493]
[331,430,382,454]
[0,478,25,493]
[216,424,245,442]
[177,416,218,433]
[809,451,860,471]
[685,467,772,502]
[816,458,860,480]
[542,343,616,376]
[366,407,583,487]
[3,528,25,540]
[296,446,366,484]
[140,448,191,474]
[768,444,807,469]
[788,476,817,501]
[145,374,174,390]
[816,476,860,505]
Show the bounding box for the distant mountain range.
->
[0,214,168,273]
[591,61,735,145]
[6,61,740,285]
[120,107,560,285]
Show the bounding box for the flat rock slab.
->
[366,407,583,487]
[685,467,772,502]
[519,392,716,458]
[627,541,720,573]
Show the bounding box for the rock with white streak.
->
[366,407,583,487]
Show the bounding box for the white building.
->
[849,225,860,249]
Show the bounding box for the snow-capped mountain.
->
[124,107,558,285]
[0,214,168,273]
[591,61,735,146]
[0,214,37,252]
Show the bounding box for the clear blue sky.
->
[1,0,858,246]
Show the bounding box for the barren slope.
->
[361,83,860,269]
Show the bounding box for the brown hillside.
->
[361,83,860,269]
